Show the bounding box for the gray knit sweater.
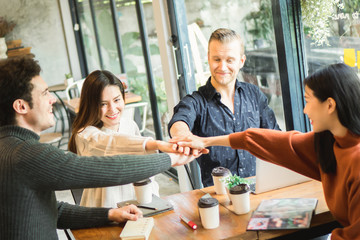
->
[0,125,171,239]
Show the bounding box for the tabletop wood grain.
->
[71,180,335,240]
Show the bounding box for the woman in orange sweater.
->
[175,63,360,239]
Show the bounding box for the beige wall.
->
[0,0,72,87]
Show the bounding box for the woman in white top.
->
[68,70,177,208]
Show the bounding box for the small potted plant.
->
[223,174,252,215]
[223,174,251,191]
[64,73,73,86]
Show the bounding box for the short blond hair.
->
[208,28,244,55]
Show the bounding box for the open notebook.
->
[117,194,173,217]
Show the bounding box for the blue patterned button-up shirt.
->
[169,78,280,187]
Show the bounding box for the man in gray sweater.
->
[0,57,205,240]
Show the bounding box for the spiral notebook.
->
[117,194,173,217]
[120,217,154,240]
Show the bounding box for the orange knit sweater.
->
[230,129,360,240]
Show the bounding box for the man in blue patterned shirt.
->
[169,28,280,187]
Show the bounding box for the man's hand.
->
[169,121,195,155]
[170,135,207,150]
[108,204,143,222]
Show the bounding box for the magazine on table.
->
[247,198,318,230]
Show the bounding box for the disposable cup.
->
[229,184,250,215]
[133,179,153,204]
[198,197,219,229]
[211,167,231,195]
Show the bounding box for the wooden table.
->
[71,180,336,240]
[64,92,142,114]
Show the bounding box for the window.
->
[70,0,168,140]
[301,0,360,75]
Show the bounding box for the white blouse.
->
[76,117,159,208]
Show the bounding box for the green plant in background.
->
[223,174,251,189]
[64,73,72,79]
[122,32,160,74]
[301,0,344,46]
[335,0,360,37]
[121,32,168,125]
[128,74,168,114]
[244,0,274,48]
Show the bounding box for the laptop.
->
[252,158,311,194]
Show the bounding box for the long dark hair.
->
[303,63,360,173]
[68,70,125,153]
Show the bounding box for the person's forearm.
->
[203,135,230,148]
[170,121,192,137]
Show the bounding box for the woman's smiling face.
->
[100,85,125,130]
[303,85,332,133]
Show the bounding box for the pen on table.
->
[179,215,197,230]
[137,205,157,210]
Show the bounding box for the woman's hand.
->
[156,140,179,153]
[171,134,230,150]
[108,204,143,222]
[157,140,209,156]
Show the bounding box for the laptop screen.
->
[253,158,311,194]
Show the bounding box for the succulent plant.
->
[222,174,251,190]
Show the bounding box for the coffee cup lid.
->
[133,178,152,186]
[198,197,219,208]
[229,184,250,194]
[211,167,230,177]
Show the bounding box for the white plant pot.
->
[65,77,74,86]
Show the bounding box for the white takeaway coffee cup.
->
[229,184,250,215]
[198,197,220,229]
[211,167,231,195]
[133,179,153,204]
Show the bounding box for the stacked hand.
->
[157,140,209,157]
[170,134,206,150]
[166,134,207,167]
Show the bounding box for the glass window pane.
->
[76,0,101,71]
[302,0,360,75]
[93,2,121,74]
[184,0,286,130]
[74,0,166,139]
[116,1,158,138]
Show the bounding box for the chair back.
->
[39,102,66,147]
[65,79,85,101]
[123,102,148,133]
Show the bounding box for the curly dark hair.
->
[0,56,41,126]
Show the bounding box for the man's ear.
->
[327,97,336,114]
[13,99,29,114]
[241,54,246,64]
[239,54,246,68]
